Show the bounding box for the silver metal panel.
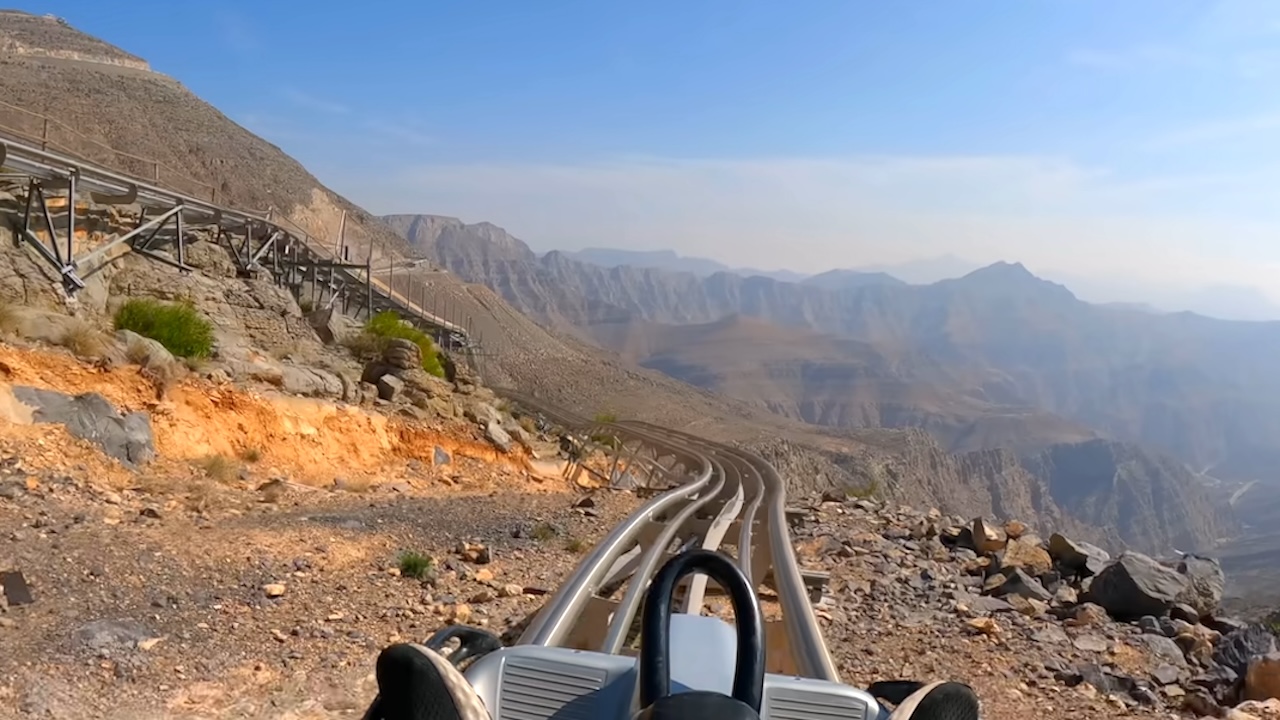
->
[467,647,638,720]
[465,647,888,720]
[762,678,884,720]
[497,655,607,720]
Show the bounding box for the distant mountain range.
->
[560,248,811,283]
[558,248,1280,322]
[382,213,1274,561]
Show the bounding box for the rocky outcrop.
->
[0,385,155,466]
[789,493,1280,717]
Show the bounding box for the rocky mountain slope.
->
[394,213,1280,488]
[385,215,1249,558]
[596,312,1101,456]
[0,12,822,451]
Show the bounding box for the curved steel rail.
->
[497,389,840,683]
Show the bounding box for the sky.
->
[16,0,1280,304]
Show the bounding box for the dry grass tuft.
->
[58,320,110,358]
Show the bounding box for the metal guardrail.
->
[497,389,840,683]
[0,133,468,337]
[0,99,220,203]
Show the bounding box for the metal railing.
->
[0,99,219,202]
[0,133,467,339]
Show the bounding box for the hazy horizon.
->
[28,0,1280,305]
[518,243,1280,321]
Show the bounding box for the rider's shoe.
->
[363,643,491,720]
[879,681,981,720]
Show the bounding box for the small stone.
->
[965,617,1001,636]
[971,518,1007,554]
[1003,519,1028,539]
[1151,664,1181,686]
[457,542,492,564]
[137,637,164,651]
[1072,635,1108,653]
[450,603,472,624]
[263,583,286,598]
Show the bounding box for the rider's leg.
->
[365,643,491,720]
[884,681,981,720]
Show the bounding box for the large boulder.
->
[7,386,154,466]
[485,420,513,452]
[383,338,421,371]
[1215,624,1279,676]
[306,306,341,345]
[1086,552,1189,620]
[278,365,344,398]
[1047,533,1111,577]
[1001,536,1053,575]
[116,329,175,370]
[361,338,423,387]
[1245,653,1280,703]
[1175,554,1225,618]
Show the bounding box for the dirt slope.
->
[0,344,637,719]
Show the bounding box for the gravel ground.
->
[0,440,639,720]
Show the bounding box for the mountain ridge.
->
[549,243,1280,322]
[390,212,1280,486]
[383,212,1246,557]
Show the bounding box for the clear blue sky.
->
[13,1,1280,302]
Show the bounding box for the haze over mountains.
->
[557,247,1280,322]
[386,212,1280,592]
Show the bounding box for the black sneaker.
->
[363,643,492,720]
[871,680,981,720]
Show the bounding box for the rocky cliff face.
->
[751,429,1232,555]
[394,212,1280,490]
[386,214,1244,557]
[1023,440,1239,555]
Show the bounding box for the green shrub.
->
[362,310,445,377]
[195,454,239,483]
[589,412,620,447]
[398,550,435,580]
[114,298,214,359]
